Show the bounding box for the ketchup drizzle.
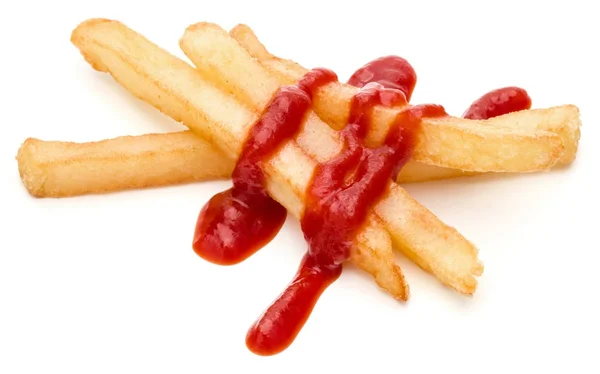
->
[245,83,445,356]
[192,69,335,265]
[191,54,529,356]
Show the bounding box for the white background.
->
[1,1,599,373]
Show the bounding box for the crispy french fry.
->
[231,24,580,171]
[181,22,482,294]
[393,104,581,183]
[71,18,411,300]
[16,129,473,198]
[258,54,581,180]
[484,105,581,165]
[221,26,566,173]
[16,133,233,197]
[258,55,582,175]
[229,25,306,80]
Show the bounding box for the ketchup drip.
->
[348,56,417,102]
[463,86,531,120]
[245,80,446,355]
[192,68,336,265]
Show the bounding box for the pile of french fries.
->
[16,18,582,299]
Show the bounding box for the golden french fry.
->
[180,22,482,294]
[71,18,411,300]
[231,24,580,171]
[483,105,581,165]
[16,133,233,197]
[258,55,581,178]
[393,104,581,183]
[215,25,565,173]
[16,129,472,198]
[230,24,307,79]
[229,24,273,61]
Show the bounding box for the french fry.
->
[231,24,581,171]
[484,105,581,166]
[15,129,473,198]
[395,104,581,182]
[204,25,565,173]
[397,161,475,183]
[71,18,411,300]
[257,53,582,177]
[229,25,306,82]
[16,133,233,197]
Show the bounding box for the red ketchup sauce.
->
[463,86,531,120]
[348,56,417,102]
[245,84,445,355]
[192,53,521,356]
[192,69,335,265]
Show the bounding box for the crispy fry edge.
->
[16,133,234,198]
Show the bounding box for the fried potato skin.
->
[17,132,233,197]
[71,18,410,301]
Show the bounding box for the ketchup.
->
[348,56,417,102]
[245,253,342,355]
[245,83,445,356]
[191,53,528,356]
[192,69,335,265]
[463,86,531,120]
